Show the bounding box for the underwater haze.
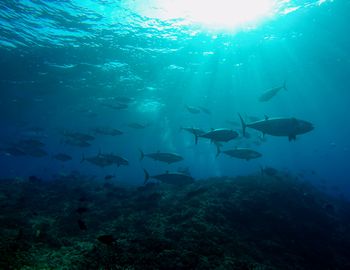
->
[1,0,349,191]
[1,0,350,268]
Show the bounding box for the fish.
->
[3,139,47,157]
[113,96,134,104]
[197,128,239,143]
[217,147,262,160]
[143,169,194,186]
[25,147,48,157]
[238,114,314,141]
[81,154,115,167]
[127,122,150,129]
[53,153,72,162]
[92,127,123,136]
[177,166,191,176]
[258,81,287,102]
[17,139,45,148]
[101,153,129,167]
[62,131,95,141]
[139,150,183,164]
[1,146,27,156]
[63,138,91,148]
[103,102,128,110]
[180,127,206,144]
[199,106,211,115]
[185,105,201,114]
[104,174,116,180]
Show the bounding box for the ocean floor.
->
[1,171,350,269]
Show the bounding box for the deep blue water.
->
[0,0,349,195]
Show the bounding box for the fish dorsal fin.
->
[264,115,269,121]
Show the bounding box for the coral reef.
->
[0,172,350,269]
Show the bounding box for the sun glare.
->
[142,0,277,30]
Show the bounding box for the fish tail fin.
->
[260,165,265,176]
[238,113,247,137]
[283,80,287,90]
[81,154,85,163]
[138,149,144,161]
[143,169,150,184]
[216,144,221,157]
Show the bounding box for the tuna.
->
[92,127,123,136]
[258,81,287,102]
[199,106,212,115]
[143,169,194,186]
[139,150,183,164]
[185,105,201,114]
[62,138,91,147]
[127,122,150,129]
[181,127,206,144]
[217,147,262,160]
[53,153,72,162]
[103,102,128,110]
[238,114,314,141]
[81,154,114,167]
[81,152,128,167]
[101,153,129,167]
[197,128,239,143]
[62,131,95,141]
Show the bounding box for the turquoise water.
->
[0,0,349,193]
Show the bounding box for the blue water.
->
[0,0,349,194]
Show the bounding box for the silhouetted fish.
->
[198,128,239,143]
[217,147,262,161]
[199,106,211,114]
[144,169,194,186]
[104,174,115,180]
[239,114,314,141]
[53,153,72,162]
[258,81,287,102]
[103,102,128,110]
[17,139,45,148]
[62,131,95,141]
[185,105,201,114]
[127,122,150,129]
[180,127,206,144]
[139,150,183,164]
[63,138,91,148]
[92,127,123,136]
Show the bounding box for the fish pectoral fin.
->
[288,134,296,141]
